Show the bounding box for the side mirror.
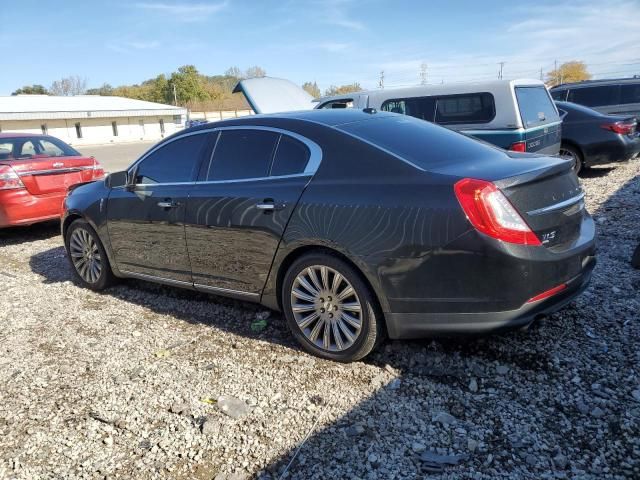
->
[106,170,129,189]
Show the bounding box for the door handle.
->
[256,199,286,211]
[157,200,181,208]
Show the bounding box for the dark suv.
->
[550,77,640,117]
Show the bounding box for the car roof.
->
[316,78,545,103]
[186,108,397,132]
[550,77,640,90]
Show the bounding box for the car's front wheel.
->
[282,253,383,362]
[65,219,115,291]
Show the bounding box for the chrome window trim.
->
[527,192,585,216]
[114,172,313,190]
[127,125,322,185]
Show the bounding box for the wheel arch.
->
[273,244,390,326]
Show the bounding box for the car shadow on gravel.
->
[0,220,60,247]
[28,245,298,350]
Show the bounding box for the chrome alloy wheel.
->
[69,228,102,284]
[559,147,580,172]
[290,265,363,352]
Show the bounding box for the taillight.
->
[509,141,527,152]
[526,283,567,303]
[601,121,636,135]
[0,165,25,191]
[454,178,541,246]
[91,159,105,180]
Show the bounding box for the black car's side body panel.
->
[63,110,597,341]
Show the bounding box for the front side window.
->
[270,135,310,176]
[207,129,279,181]
[514,87,560,127]
[567,86,619,107]
[20,141,37,157]
[434,93,495,124]
[135,134,208,184]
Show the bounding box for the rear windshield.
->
[515,86,560,128]
[338,115,498,170]
[0,136,79,160]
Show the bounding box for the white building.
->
[0,95,187,145]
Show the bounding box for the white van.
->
[234,77,561,155]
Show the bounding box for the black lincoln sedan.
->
[62,109,596,362]
[556,100,640,174]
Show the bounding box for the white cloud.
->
[316,0,365,31]
[134,1,228,21]
[107,40,160,53]
[371,0,640,87]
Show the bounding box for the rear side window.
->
[514,86,560,127]
[434,93,495,124]
[270,135,310,176]
[550,89,567,101]
[207,129,279,181]
[339,115,498,170]
[135,134,208,184]
[567,86,619,107]
[620,84,640,104]
[381,97,436,121]
[318,99,354,109]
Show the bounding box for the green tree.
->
[11,84,48,95]
[324,82,361,96]
[169,65,209,105]
[86,83,114,96]
[546,61,591,86]
[302,81,321,98]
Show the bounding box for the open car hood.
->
[233,77,315,114]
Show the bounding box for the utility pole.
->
[554,60,558,86]
[540,67,544,81]
[419,62,427,85]
[173,83,178,106]
[378,70,385,89]
[498,62,505,80]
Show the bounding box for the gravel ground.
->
[0,159,638,480]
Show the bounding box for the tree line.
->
[11,66,363,111]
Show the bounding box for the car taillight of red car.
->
[0,165,25,191]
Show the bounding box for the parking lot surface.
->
[0,160,638,479]
[78,141,157,173]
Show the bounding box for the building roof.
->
[0,95,187,121]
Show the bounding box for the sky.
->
[1,0,639,95]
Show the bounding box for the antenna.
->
[378,70,385,89]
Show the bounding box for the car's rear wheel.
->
[559,144,583,175]
[282,253,383,362]
[65,219,115,290]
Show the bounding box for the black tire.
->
[559,144,584,175]
[65,219,115,291]
[281,252,384,362]
[632,243,640,269]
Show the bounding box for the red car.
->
[0,133,104,227]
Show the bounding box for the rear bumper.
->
[584,135,640,167]
[386,255,595,338]
[0,189,64,227]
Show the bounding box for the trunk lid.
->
[5,155,99,195]
[233,77,315,114]
[493,158,585,250]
